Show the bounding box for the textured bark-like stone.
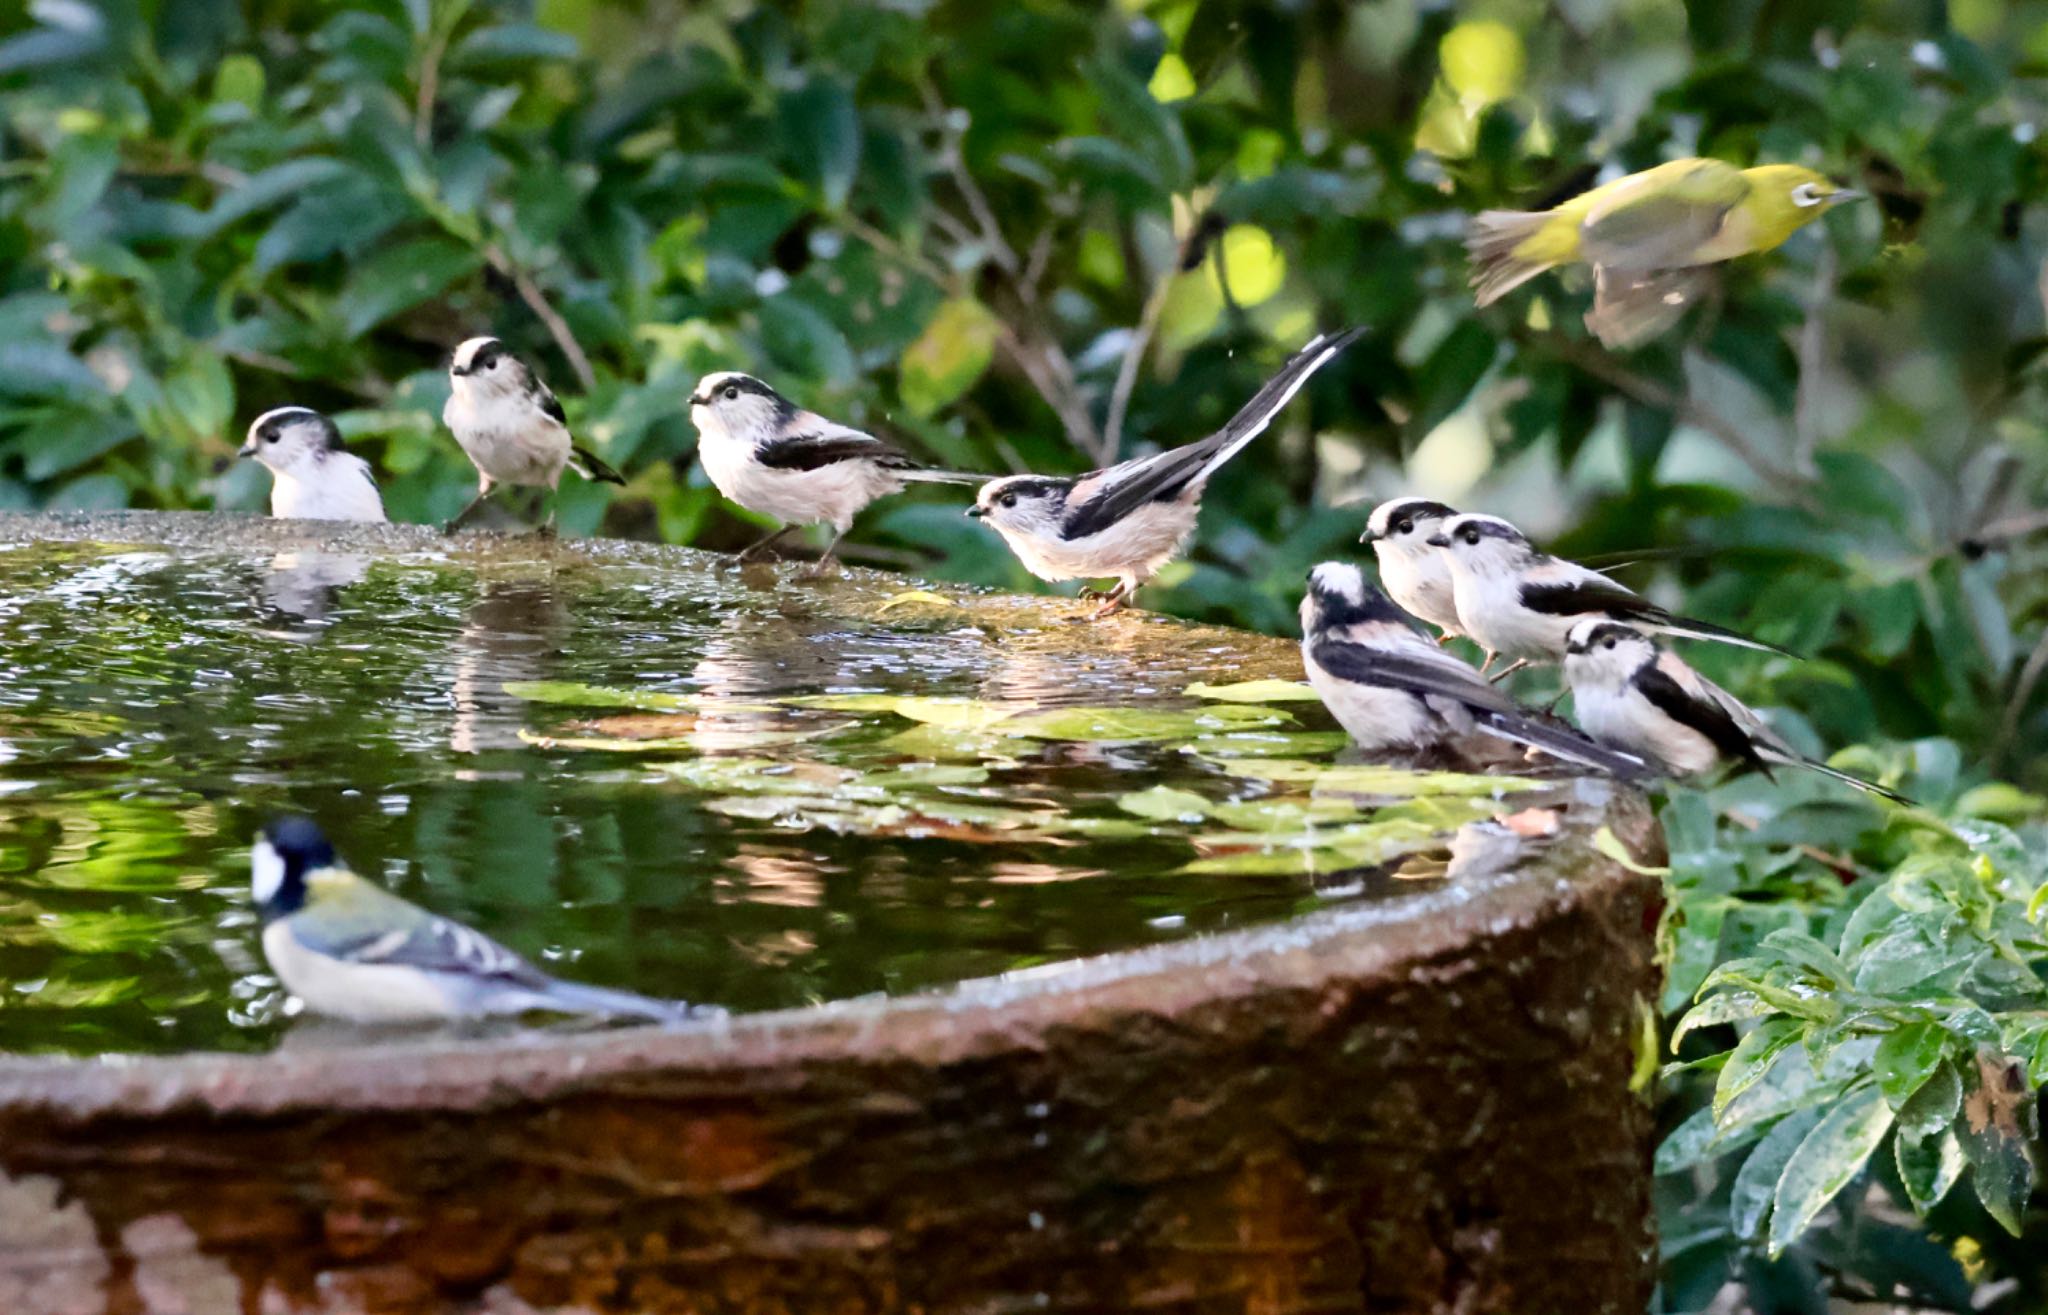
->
[0,785,1661,1315]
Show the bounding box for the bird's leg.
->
[1487,658,1531,684]
[445,482,495,533]
[1084,580,1134,621]
[1435,632,1455,646]
[799,528,849,580]
[735,525,795,565]
[534,487,560,539]
[1476,651,1496,678]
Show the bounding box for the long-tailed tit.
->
[1300,562,1651,777]
[688,371,986,572]
[444,336,625,531]
[968,327,1364,619]
[1562,620,1905,802]
[237,407,386,523]
[1429,512,1792,678]
[1359,497,1462,637]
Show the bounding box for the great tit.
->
[251,816,708,1025]
[443,336,625,532]
[1562,620,1906,802]
[1428,513,1793,679]
[1299,562,1651,778]
[1467,159,1862,348]
[967,328,1363,620]
[237,407,387,523]
[687,371,987,573]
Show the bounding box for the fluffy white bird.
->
[1562,619,1904,801]
[969,327,1364,619]
[688,371,985,571]
[251,817,715,1024]
[1300,561,1650,777]
[1359,497,1462,636]
[1429,512,1792,677]
[238,407,386,522]
[444,336,625,530]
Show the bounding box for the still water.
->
[0,530,1538,1056]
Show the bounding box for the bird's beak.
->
[687,392,711,408]
[1831,188,1866,205]
[965,506,985,520]
[1426,533,1451,547]
[236,441,258,459]
[1358,528,1379,544]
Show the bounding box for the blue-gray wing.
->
[314,914,549,987]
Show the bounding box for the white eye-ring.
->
[1791,182,1823,208]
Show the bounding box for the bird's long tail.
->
[531,977,720,1023]
[896,468,997,486]
[1762,748,1911,805]
[1651,614,1801,659]
[1475,710,1659,783]
[1466,210,1563,306]
[568,445,627,486]
[1191,325,1366,486]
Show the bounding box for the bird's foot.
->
[1487,658,1531,685]
[1077,585,1116,602]
[797,555,841,581]
[1083,595,1130,622]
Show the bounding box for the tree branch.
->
[485,244,596,393]
[1102,276,1172,463]
[1791,243,1837,476]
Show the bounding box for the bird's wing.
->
[1634,658,1773,775]
[1579,159,1750,270]
[1061,328,1361,540]
[1585,265,1715,349]
[530,377,569,429]
[1519,565,1667,623]
[756,418,914,473]
[1309,638,1521,715]
[294,875,548,986]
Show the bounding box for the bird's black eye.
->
[722,385,740,402]
[264,431,280,444]
[1396,520,1413,535]
[1462,529,1480,545]
[999,493,1018,509]
[1604,638,1617,650]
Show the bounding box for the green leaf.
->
[203,158,354,233]
[780,79,861,209]
[1715,1020,1804,1117]
[1729,1109,1822,1242]
[1896,1126,1966,1214]
[1958,1051,2038,1235]
[1116,786,1212,822]
[1206,758,1537,796]
[1874,1023,1950,1107]
[334,236,484,336]
[502,681,697,711]
[1768,1084,1894,1257]
[1182,679,1323,703]
[899,298,997,418]
[998,704,1290,742]
[1672,990,1780,1049]
[1895,1059,1963,1140]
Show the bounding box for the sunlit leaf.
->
[1182,679,1321,703]
[899,298,998,418]
[1767,1084,1894,1257]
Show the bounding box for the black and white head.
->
[1563,619,1658,686]
[966,476,1073,537]
[687,372,798,444]
[1299,561,1410,639]
[238,407,344,478]
[448,336,531,397]
[251,816,335,920]
[1427,513,1538,576]
[1361,497,1458,557]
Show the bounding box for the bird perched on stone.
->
[238,407,386,522]
[1429,513,1793,680]
[443,336,625,531]
[1359,497,1463,638]
[688,372,987,574]
[1562,620,1905,802]
[250,816,714,1024]
[1467,159,1862,347]
[1299,562,1650,777]
[968,327,1363,620]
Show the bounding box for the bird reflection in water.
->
[450,576,568,756]
[260,551,369,623]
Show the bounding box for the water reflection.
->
[0,541,1567,1057]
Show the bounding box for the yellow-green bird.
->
[1466,159,1863,347]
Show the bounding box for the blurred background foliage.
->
[6,0,2048,1308]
